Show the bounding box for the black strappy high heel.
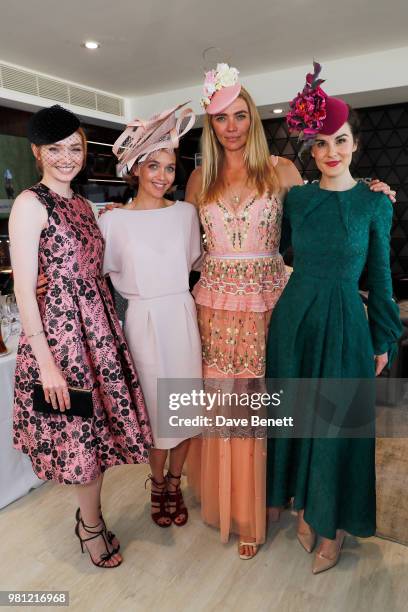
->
[74,519,122,569]
[75,507,120,553]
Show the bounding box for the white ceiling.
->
[0,0,407,97]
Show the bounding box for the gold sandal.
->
[238,540,258,560]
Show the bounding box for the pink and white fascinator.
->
[113,102,195,174]
[201,63,241,115]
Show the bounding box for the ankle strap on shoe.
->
[145,474,166,489]
[80,519,105,533]
[166,471,182,481]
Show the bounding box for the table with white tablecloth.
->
[0,334,43,509]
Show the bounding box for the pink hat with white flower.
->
[286,61,349,141]
[201,63,241,115]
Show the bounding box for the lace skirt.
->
[193,252,288,378]
[188,253,287,542]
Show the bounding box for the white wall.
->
[1,45,407,127]
[126,46,408,121]
[0,90,125,128]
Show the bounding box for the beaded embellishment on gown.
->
[188,192,288,544]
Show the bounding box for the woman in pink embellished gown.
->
[9,105,152,569]
[186,65,397,560]
[186,66,303,559]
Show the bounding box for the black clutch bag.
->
[33,382,93,418]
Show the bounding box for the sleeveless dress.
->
[266,182,402,539]
[13,183,152,484]
[98,201,203,449]
[188,192,288,544]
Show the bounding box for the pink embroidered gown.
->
[13,183,152,484]
[188,191,288,544]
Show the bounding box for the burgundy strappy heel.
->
[166,471,188,527]
[145,474,172,528]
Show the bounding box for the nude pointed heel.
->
[312,531,345,574]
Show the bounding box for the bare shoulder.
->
[189,166,203,181]
[272,155,292,167]
[13,189,42,207]
[9,190,48,237]
[273,156,303,190]
[10,189,47,219]
[185,167,202,206]
[274,156,297,171]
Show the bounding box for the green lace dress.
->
[266,181,402,539]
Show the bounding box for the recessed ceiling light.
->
[84,41,100,50]
[273,108,283,114]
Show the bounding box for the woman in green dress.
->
[265,63,403,574]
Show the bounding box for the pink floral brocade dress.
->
[188,191,288,544]
[13,183,152,484]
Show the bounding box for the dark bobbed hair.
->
[346,106,361,146]
[299,105,361,161]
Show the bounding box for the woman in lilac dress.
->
[99,103,202,530]
[9,105,152,569]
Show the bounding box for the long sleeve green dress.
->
[266,181,402,539]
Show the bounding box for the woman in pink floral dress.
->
[9,105,152,569]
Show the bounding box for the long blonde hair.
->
[199,87,279,204]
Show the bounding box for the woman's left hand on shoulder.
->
[375,352,388,376]
[98,202,124,216]
[369,179,396,203]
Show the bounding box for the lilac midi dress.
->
[98,201,203,449]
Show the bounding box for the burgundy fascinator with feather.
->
[286,61,349,142]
